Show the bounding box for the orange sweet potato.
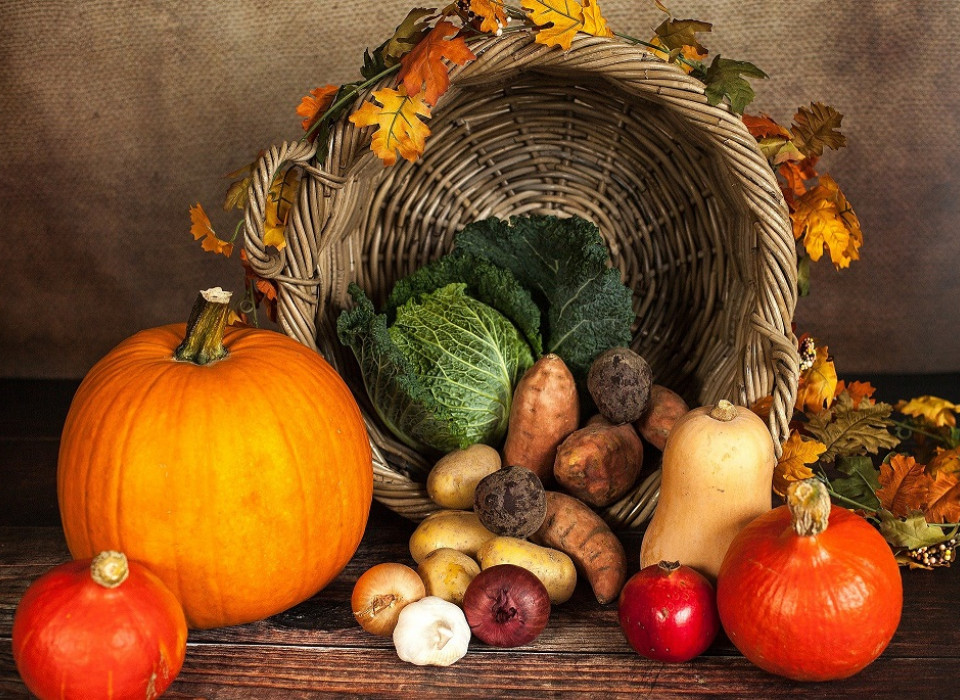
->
[633,384,690,451]
[553,419,643,507]
[502,354,579,483]
[531,491,627,604]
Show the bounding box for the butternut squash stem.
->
[91,551,129,588]
[174,288,233,365]
[786,479,831,537]
[710,399,737,421]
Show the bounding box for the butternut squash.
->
[639,400,775,580]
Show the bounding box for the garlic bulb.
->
[392,596,471,666]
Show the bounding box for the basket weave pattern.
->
[242,31,800,528]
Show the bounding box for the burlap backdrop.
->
[1,1,958,378]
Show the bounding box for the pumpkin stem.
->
[710,400,738,422]
[786,479,832,537]
[91,550,129,588]
[174,287,233,365]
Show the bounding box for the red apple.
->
[618,560,720,663]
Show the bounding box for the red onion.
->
[463,564,550,647]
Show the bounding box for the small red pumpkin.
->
[13,551,188,700]
[716,478,903,682]
[57,288,374,628]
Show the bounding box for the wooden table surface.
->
[1,377,958,699]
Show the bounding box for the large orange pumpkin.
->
[58,288,373,629]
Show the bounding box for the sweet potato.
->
[553,420,643,507]
[633,384,690,451]
[530,491,627,604]
[502,354,579,483]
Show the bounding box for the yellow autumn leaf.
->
[262,168,299,250]
[522,0,612,51]
[774,431,827,497]
[349,86,432,166]
[897,395,958,428]
[581,0,614,38]
[795,345,837,413]
[927,446,960,477]
[792,174,863,269]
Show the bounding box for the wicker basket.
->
[241,29,800,529]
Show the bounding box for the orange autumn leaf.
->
[743,113,791,140]
[878,454,960,524]
[774,431,827,497]
[897,395,959,428]
[297,84,339,133]
[522,0,613,51]
[240,249,279,324]
[795,345,837,413]
[792,174,863,269]
[349,86,432,166]
[779,158,818,199]
[189,203,234,258]
[835,380,877,408]
[398,20,476,106]
[467,0,509,34]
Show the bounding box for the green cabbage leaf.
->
[337,282,534,455]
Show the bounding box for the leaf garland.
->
[767,334,960,566]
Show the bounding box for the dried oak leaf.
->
[380,8,437,68]
[349,86,432,165]
[399,20,476,106]
[774,431,826,497]
[791,102,847,158]
[522,0,613,52]
[650,17,711,58]
[792,174,863,269]
[897,395,959,428]
[795,345,837,413]
[878,453,960,524]
[804,391,898,463]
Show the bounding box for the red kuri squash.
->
[13,551,187,700]
[716,478,902,682]
[57,288,374,629]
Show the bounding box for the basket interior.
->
[318,66,760,416]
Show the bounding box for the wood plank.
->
[3,642,958,699]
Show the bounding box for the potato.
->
[416,548,481,606]
[587,347,653,425]
[553,420,643,507]
[408,510,497,564]
[634,384,690,451]
[476,536,578,604]
[427,444,502,510]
